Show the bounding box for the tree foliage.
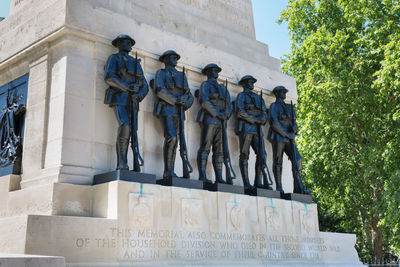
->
[280,0,400,261]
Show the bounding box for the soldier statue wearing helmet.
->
[196,63,233,184]
[104,34,149,171]
[235,75,270,191]
[268,85,311,194]
[153,50,194,180]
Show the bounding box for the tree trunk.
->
[371,216,383,260]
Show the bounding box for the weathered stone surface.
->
[0,254,65,267]
[0,181,363,266]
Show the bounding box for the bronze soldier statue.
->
[196,64,234,184]
[267,85,310,194]
[104,34,149,171]
[153,50,194,179]
[235,75,271,190]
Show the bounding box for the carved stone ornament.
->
[265,206,280,233]
[299,208,315,235]
[181,198,202,229]
[226,202,244,231]
[129,193,154,228]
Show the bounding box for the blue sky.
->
[252,0,290,59]
[0,0,290,58]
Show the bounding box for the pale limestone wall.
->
[0,0,66,64]
[0,0,298,192]
[0,182,363,266]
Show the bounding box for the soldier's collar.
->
[276,98,287,106]
[165,65,176,72]
[118,51,130,57]
[207,78,218,84]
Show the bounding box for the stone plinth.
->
[0,254,65,267]
[0,181,363,266]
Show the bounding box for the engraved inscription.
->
[173,0,254,36]
[72,229,348,263]
[13,0,25,6]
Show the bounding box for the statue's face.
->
[118,39,132,53]
[207,68,219,79]
[278,90,286,100]
[244,79,255,90]
[165,55,178,67]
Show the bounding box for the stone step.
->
[0,253,65,267]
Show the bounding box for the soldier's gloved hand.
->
[176,95,186,105]
[260,117,268,125]
[128,83,140,93]
[131,95,138,102]
[18,104,26,113]
[287,133,296,140]
[216,112,226,120]
[255,116,267,125]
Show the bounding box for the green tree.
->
[280,0,400,261]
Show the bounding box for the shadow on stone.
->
[156,177,203,189]
[281,192,313,203]
[203,183,244,194]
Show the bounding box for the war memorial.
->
[0,0,364,266]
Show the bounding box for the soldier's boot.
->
[163,137,178,179]
[273,164,284,193]
[133,152,141,173]
[213,158,226,184]
[197,152,212,184]
[254,160,264,188]
[293,159,311,195]
[239,160,254,190]
[116,125,130,170]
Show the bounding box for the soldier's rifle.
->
[178,66,193,178]
[258,90,273,189]
[222,79,236,184]
[130,51,144,171]
[290,101,307,194]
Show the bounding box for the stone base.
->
[203,182,244,194]
[156,177,203,189]
[282,192,313,203]
[0,254,65,267]
[93,170,156,185]
[0,181,363,266]
[0,213,363,266]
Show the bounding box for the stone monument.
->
[0,0,364,266]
